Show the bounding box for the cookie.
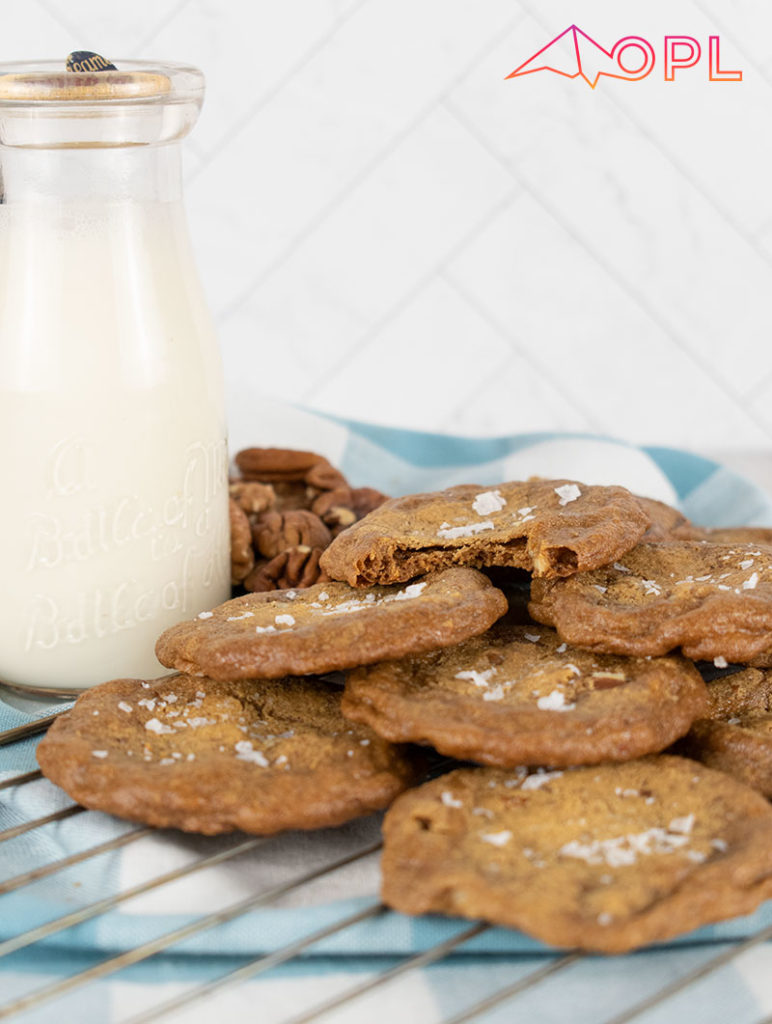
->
[156,567,507,680]
[381,757,772,953]
[705,526,772,549]
[320,480,650,587]
[36,674,417,835]
[529,540,772,664]
[343,625,707,767]
[636,497,703,542]
[638,501,772,549]
[678,667,772,797]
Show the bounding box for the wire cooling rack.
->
[2,714,772,1024]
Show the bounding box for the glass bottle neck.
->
[0,142,183,204]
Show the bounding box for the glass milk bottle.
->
[0,61,230,696]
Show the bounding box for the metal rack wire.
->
[1,714,771,1024]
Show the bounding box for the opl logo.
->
[506,25,742,88]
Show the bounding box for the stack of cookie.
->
[37,466,772,954]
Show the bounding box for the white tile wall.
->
[4,0,772,457]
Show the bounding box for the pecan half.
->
[229,498,255,584]
[305,460,348,491]
[243,545,328,592]
[252,509,332,560]
[234,447,328,483]
[312,485,389,534]
[229,480,276,515]
[272,481,318,513]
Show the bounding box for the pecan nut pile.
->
[252,510,332,559]
[243,545,326,592]
[228,447,388,592]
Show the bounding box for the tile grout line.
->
[212,11,527,329]
[437,268,606,434]
[601,93,772,288]
[691,0,772,91]
[213,92,444,328]
[745,365,772,404]
[132,0,195,54]
[441,95,772,446]
[36,0,194,57]
[299,187,522,405]
[35,0,82,41]
[187,0,371,184]
[432,347,529,434]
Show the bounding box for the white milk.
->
[0,199,231,692]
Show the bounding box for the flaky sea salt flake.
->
[522,770,564,791]
[145,718,175,735]
[441,792,463,808]
[481,830,512,847]
[235,741,269,767]
[668,814,695,834]
[537,690,576,711]
[438,521,495,540]
[555,483,581,506]
[472,490,506,516]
